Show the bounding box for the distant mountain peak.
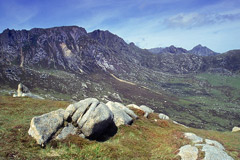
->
[189,44,218,56]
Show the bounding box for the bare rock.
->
[139,105,154,114]
[201,144,233,160]
[158,113,169,120]
[184,132,203,143]
[232,126,240,132]
[28,109,65,146]
[106,101,134,126]
[79,102,114,138]
[55,123,78,140]
[127,104,141,110]
[178,145,198,160]
[205,139,225,150]
[71,98,99,122]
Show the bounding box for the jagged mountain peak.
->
[189,44,218,56]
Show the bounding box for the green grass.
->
[0,96,239,159]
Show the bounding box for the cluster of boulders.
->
[178,132,234,160]
[28,98,159,146]
[13,83,44,99]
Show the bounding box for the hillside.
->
[0,26,240,132]
[0,96,239,159]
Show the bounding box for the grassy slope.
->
[0,96,239,159]
[165,73,240,131]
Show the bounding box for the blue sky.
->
[0,0,240,52]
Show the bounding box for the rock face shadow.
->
[88,121,118,142]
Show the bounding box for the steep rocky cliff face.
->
[0,26,239,76]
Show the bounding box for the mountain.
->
[0,26,240,132]
[148,45,188,54]
[189,44,219,56]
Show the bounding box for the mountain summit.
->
[189,44,219,56]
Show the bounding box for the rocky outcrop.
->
[106,101,138,127]
[28,98,144,145]
[13,83,44,99]
[178,132,233,160]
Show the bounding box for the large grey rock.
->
[184,132,203,143]
[178,145,198,160]
[205,139,225,150]
[106,101,134,126]
[79,102,114,138]
[71,98,99,122]
[158,113,169,120]
[201,144,233,160]
[28,109,65,146]
[55,123,78,140]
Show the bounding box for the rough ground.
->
[0,96,239,159]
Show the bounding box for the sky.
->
[0,0,240,53]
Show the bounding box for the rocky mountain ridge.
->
[148,44,219,56]
[0,26,238,76]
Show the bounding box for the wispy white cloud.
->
[164,12,240,29]
[2,0,38,24]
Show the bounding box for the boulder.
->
[178,145,198,160]
[127,104,141,110]
[205,139,225,150]
[55,123,78,140]
[201,144,233,160]
[184,132,203,143]
[17,83,30,96]
[106,101,135,126]
[158,113,169,120]
[79,102,114,138]
[71,98,99,122]
[127,104,154,117]
[139,105,154,114]
[28,109,65,146]
[113,102,138,119]
[232,126,240,132]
